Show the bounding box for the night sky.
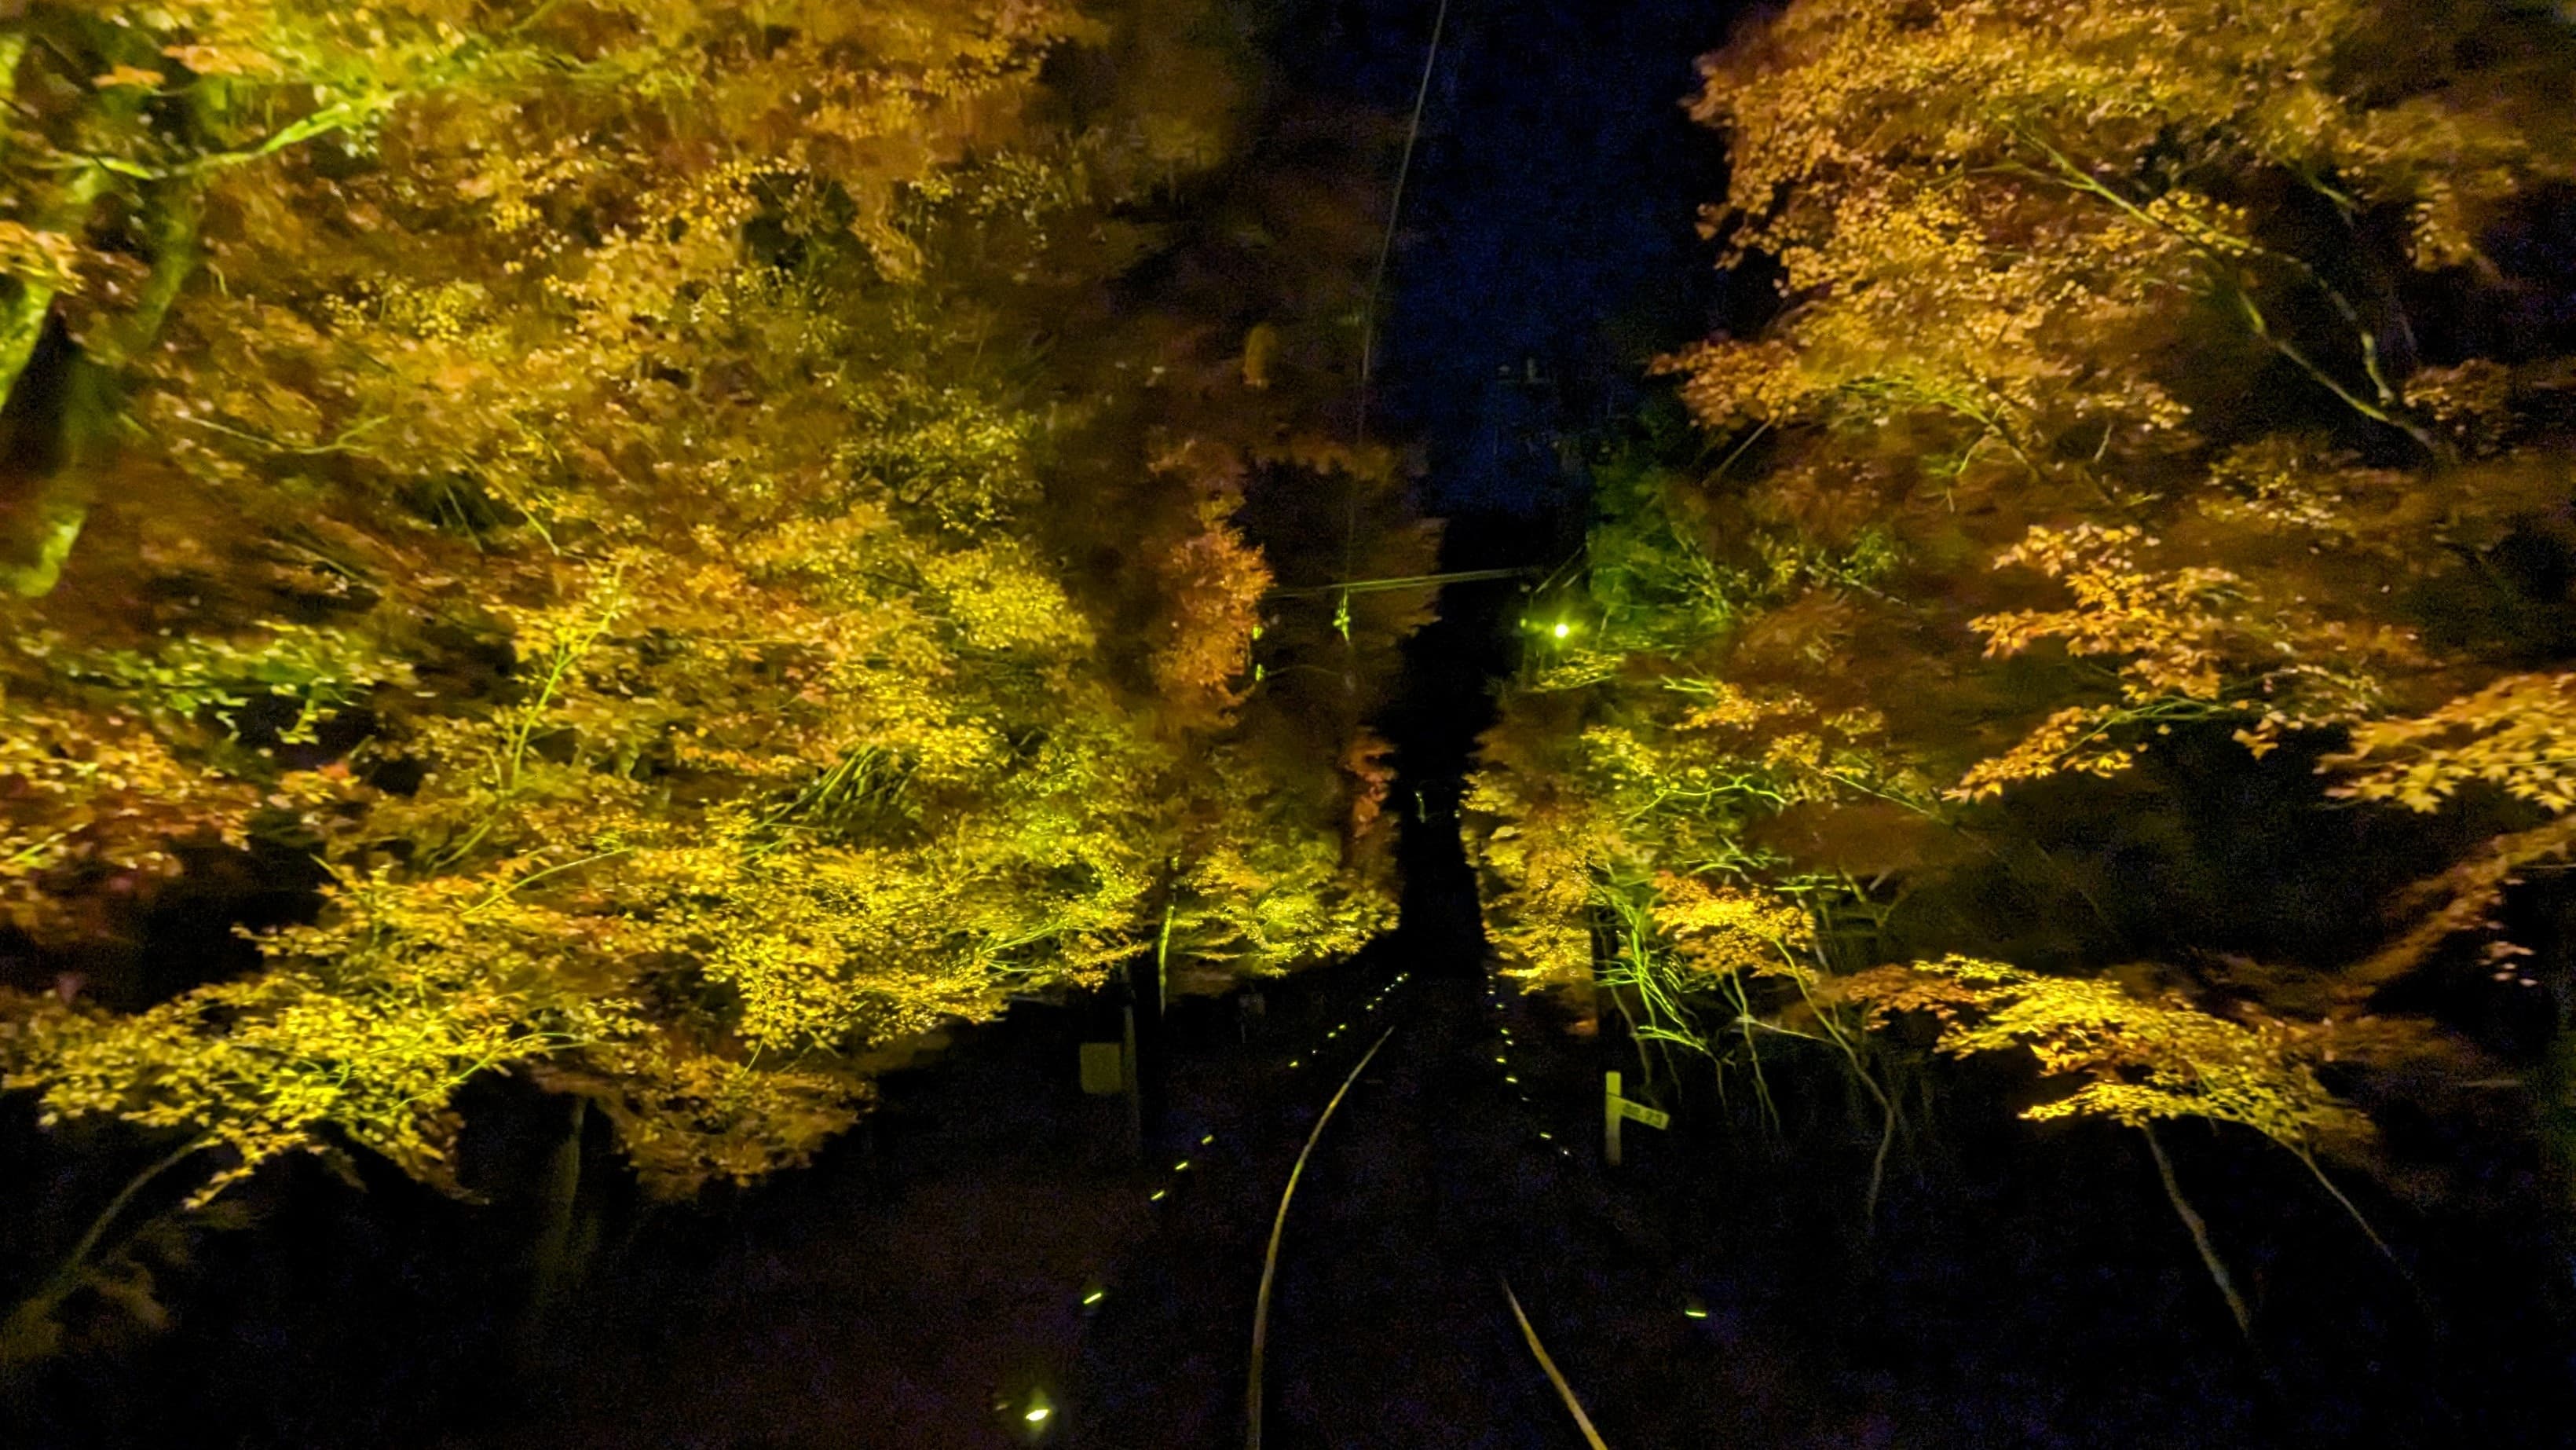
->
[1285,0,1742,517]
[1270,0,1757,830]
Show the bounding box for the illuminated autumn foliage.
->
[0,0,1415,1269]
[1469,0,2576,1265]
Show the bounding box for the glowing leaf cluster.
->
[1837,957,2371,1152]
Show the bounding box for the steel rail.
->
[1245,1023,1401,1450]
[1501,1275,1611,1450]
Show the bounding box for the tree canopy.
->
[0,0,1424,1240]
[1469,0,2576,1218]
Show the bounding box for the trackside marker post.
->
[1617,1098,1670,1130]
[1605,1071,1669,1166]
[1078,1042,1125,1096]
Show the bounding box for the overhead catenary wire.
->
[1266,565,1537,599]
[1339,0,1457,628]
[1355,0,1454,457]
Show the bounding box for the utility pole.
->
[1122,994,1143,1161]
[1605,1069,1623,1168]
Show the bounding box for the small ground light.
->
[1082,1288,1106,1306]
[1173,1159,1191,1172]
[1149,1188,1168,1202]
[1552,621,1572,639]
[1684,1295,1711,1320]
[1201,1133,1215,1145]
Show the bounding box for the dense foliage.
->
[0,0,1429,1350]
[1469,0,2576,1299]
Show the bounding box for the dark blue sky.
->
[1290,0,1745,514]
[1284,0,1762,801]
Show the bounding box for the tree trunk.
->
[519,1097,590,1364]
[2142,1123,2253,1343]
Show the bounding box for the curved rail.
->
[1501,1274,1611,1449]
[1246,1023,1400,1450]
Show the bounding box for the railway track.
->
[1233,965,1633,1450]
[1059,955,1733,1449]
